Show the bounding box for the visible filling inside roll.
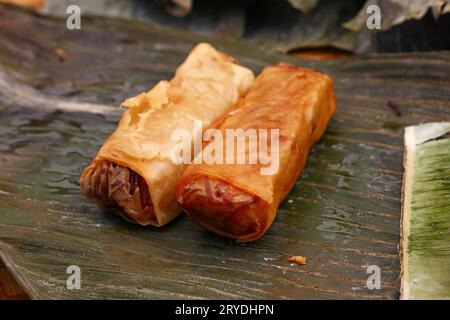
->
[80,160,154,225]
[177,177,266,238]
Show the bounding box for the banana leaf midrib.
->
[401,122,450,300]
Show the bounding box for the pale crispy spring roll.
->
[80,43,254,227]
[176,63,336,242]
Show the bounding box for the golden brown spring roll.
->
[80,43,254,227]
[176,63,336,242]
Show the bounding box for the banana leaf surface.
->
[0,6,449,299]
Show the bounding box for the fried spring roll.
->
[80,43,254,226]
[176,63,336,242]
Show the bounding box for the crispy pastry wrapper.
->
[80,43,255,227]
[176,63,336,242]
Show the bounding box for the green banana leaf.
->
[401,122,450,300]
[0,5,449,299]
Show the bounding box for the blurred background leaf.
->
[344,0,449,31]
[2,0,449,54]
[286,0,319,13]
[39,0,363,53]
[160,0,192,17]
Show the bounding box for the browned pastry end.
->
[177,176,268,238]
[80,160,154,225]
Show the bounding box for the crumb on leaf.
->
[288,255,307,265]
[55,48,69,62]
